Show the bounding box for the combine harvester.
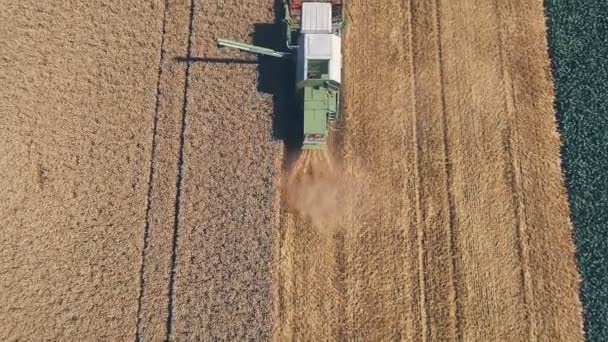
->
[218,0,344,150]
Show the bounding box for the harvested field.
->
[1,0,586,340]
[274,0,585,340]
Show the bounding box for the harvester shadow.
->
[174,57,258,64]
[174,21,302,154]
[253,22,302,153]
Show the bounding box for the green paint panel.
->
[304,110,327,134]
[303,86,330,135]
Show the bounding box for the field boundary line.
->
[405,0,428,340]
[165,0,195,339]
[433,0,463,340]
[493,1,536,340]
[135,0,169,340]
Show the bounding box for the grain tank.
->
[218,0,344,149]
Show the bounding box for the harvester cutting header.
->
[218,0,344,149]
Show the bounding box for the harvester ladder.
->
[326,81,340,121]
[328,110,337,121]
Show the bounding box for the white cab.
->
[296,3,342,84]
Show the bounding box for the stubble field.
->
[276,0,584,340]
[0,0,584,340]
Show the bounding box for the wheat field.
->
[0,0,584,340]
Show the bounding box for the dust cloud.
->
[283,150,363,233]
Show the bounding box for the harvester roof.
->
[301,3,333,34]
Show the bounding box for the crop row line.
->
[135,0,169,341]
[493,0,536,339]
[165,0,196,340]
[433,0,463,340]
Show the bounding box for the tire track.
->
[333,231,346,341]
[165,0,195,339]
[135,1,169,340]
[405,0,428,340]
[433,0,462,339]
[493,1,536,339]
[502,1,583,339]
